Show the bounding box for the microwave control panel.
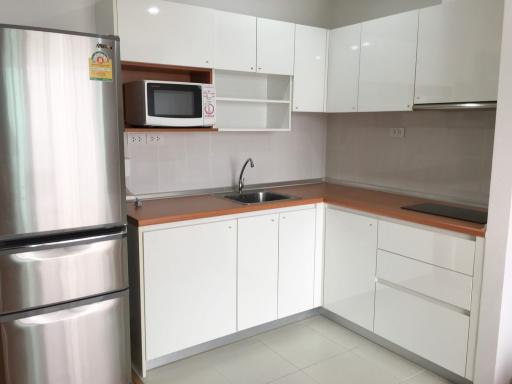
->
[202,84,216,126]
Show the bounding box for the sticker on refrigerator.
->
[89,51,113,81]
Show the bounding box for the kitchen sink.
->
[223,191,295,205]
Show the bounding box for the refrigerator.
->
[0,25,130,384]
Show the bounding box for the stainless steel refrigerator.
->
[0,25,130,384]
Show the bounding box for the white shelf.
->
[214,70,292,132]
[217,97,291,104]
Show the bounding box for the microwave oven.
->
[124,80,216,127]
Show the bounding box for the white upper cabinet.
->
[323,207,378,331]
[214,11,257,72]
[257,18,296,75]
[117,0,213,67]
[238,214,279,331]
[278,209,316,318]
[415,0,503,104]
[293,25,328,112]
[326,24,362,113]
[358,10,419,112]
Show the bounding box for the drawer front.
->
[0,294,130,384]
[0,238,127,314]
[377,250,473,310]
[375,283,469,376]
[378,220,476,275]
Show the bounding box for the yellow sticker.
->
[89,51,113,81]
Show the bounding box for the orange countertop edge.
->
[127,183,487,237]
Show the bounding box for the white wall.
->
[329,0,440,27]
[0,0,115,35]
[168,0,332,28]
[125,113,327,195]
[475,0,512,383]
[326,111,495,206]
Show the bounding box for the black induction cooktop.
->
[401,203,488,224]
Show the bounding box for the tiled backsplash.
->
[326,110,496,206]
[125,113,327,195]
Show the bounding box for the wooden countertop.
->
[127,183,487,237]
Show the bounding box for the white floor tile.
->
[354,342,424,380]
[144,355,230,384]
[400,371,454,384]
[256,323,348,368]
[268,371,319,384]
[203,338,297,384]
[303,351,398,384]
[300,316,373,349]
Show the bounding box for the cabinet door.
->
[278,209,316,318]
[257,18,295,75]
[375,283,469,376]
[117,0,213,67]
[293,25,328,112]
[143,220,237,360]
[415,0,503,104]
[326,24,362,113]
[323,208,377,331]
[214,10,257,72]
[238,214,279,330]
[358,11,419,112]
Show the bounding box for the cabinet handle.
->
[251,66,254,70]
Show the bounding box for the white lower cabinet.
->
[374,283,470,377]
[278,208,317,318]
[323,208,377,331]
[237,214,279,330]
[143,220,237,360]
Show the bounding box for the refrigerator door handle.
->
[0,227,127,254]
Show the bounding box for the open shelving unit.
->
[121,61,217,133]
[214,70,293,132]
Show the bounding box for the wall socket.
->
[390,127,405,138]
[127,133,146,145]
[147,134,162,144]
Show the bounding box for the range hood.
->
[413,101,497,111]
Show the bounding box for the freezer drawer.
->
[0,237,127,314]
[0,292,130,384]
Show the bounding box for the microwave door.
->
[146,83,203,127]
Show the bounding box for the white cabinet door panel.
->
[143,220,237,360]
[378,220,476,275]
[358,11,419,112]
[118,0,213,67]
[293,25,328,112]
[375,283,469,376]
[257,18,295,75]
[326,24,362,113]
[214,10,257,72]
[323,208,377,331]
[415,0,503,104]
[278,209,316,318]
[377,250,473,310]
[238,214,279,330]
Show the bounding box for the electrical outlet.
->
[390,128,405,138]
[147,134,163,144]
[127,133,146,145]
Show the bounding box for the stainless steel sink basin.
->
[223,191,295,205]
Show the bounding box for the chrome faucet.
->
[238,158,255,194]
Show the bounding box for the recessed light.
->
[147,6,160,15]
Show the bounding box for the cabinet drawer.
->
[377,250,472,310]
[378,221,475,275]
[375,283,469,376]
